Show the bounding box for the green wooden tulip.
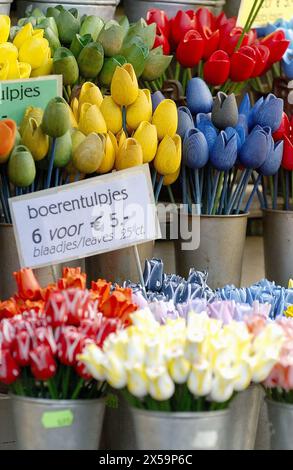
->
[8,145,36,188]
[142,47,172,81]
[25,5,44,18]
[56,8,80,44]
[126,19,156,49]
[51,130,72,168]
[99,20,125,57]
[70,34,92,59]
[121,42,147,78]
[42,97,71,138]
[73,133,105,174]
[53,47,79,86]
[99,55,126,87]
[78,42,104,79]
[46,7,61,21]
[118,16,129,37]
[79,15,104,41]
[44,27,61,55]
[37,16,58,37]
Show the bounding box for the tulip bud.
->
[20,107,43,137]
[121,42,146,78]
[79,15,104,41]
[187,78,214,115]
[111,63,139,106]
[152,99,178,140]
[97,132,116,174]
[106,353,127,389]
[56,8,81,45]
[7,60,32,80]
[70,33,92,59]
[133,121,158,163]
[127,19,156,49]
[73,133,105,174]
[79,82,103,108]
[53,47,79,86]
[21,118,49,161]
[127,364,148,398]
[99,56,127,87]
[154,135,181,175]
[43,27,61,55]
[51,130,72,168]
[42,97,71,138]
[19,37,51,70]
[212,92,239,130]
[126,89,152,130]
[78,42,104,79]
[100,96,122,135]
[0,43,18,62]
[183,128,209,169]
[177,106,194,140]
[30,58,53,77]
[141,46,172,81]
[8,145,36,188]
[147,366,175,401]
[167,351,190,384]
[99,20,125,57]
[37,16,59,37]
[115,138,143,171]
[71,128,86,154]
[13,23,33,49]
[0,15,10,43]
[78,103,107,136]
[116,129,127,149]
[187,362,213,396]
[46,6,62,22]
[163,168,180,186]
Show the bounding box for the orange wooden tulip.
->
[0,119,17,163]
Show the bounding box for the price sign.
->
[0,75,62,124]
[42,410,74,429]
[9,165,161,269]
[237,0,293,27]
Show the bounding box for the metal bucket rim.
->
[263,208,293,215]
[265,397,293,411]
[130,407,230,419]
[10,394,105,407]
[180,212,249,219]
[125,0,225,4]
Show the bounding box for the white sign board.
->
[9,165,161,269]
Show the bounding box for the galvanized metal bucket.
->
[131,408,230,450]
[0,0,12,14]
[266,399,293,450]
[16,0,119,19]
[175,213,248,289]
[254,395,271,450]
[229,385,263,450]
[0,395,17,450]
[124,0,225,22]
[11,395,105,450]
[0,224,84,299]
[86,241,154,285]
[263,209,293,287]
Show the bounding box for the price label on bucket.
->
[9,165,161,269]
[42,410,74,429]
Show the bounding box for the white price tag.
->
[9,165,161,269]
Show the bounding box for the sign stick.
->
[50,264,59,283]
[133,245,147,297]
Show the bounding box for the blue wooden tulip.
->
[253,93,283,132]
[236,114,248,139]
[195,113,218,152]
[151,91,165,112]
[282,49,293,79]
[248,97,264,130]
[183,128,209,169]
[186,78,213,115]
[177,106,194,139]
[211,92,238,130]
[225,127,242,152]
[239,125,271,169]
[258,140,284,176]
[143,258,164,292]
[210,130,237,171]
[239,93,251,118]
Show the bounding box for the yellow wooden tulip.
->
[126,89,152,130]
[71,129,86,153]
[20,107,43,137]
[154,134,182,175]
[13,23,33,50]
[116,129,126,149]
[97,132,116,174]
[18,62,32,79]
[100,96,122,135]
[71,97,79,122]
[79,82,103,108]
[0,16,10,44]
[78,103,107,135]
[30,58,53,77]
[21,117,49,161]
[0,60,9,80]
[73,133,105,174]
[19,37,50,70]
[163,167,180,186]
[152,99,178,140]
[115,138,143,171]
[111,63,139,106]
[133,121,157,163]
[66,104,78,129]
[0,43,18,62]
[108,130,118,157]
[6,60,31,80]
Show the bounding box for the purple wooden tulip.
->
[183,128,209,169]
[258,140,284,176]
[211,92,239,130]
[195,113,218,152]
[239,125,272,169]
[253,93,283,132]
[177,106,194,139]
[186,77,213,115]
[210,130,237,171]
[151,91,165,112]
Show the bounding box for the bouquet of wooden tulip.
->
[79,308,285,411]
[0,267,138,398]
[7,5,172,93]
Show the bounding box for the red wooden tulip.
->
[34,326,57,354]
[0,348,20,384]
[57,328,84,366]
[230,46,256,82]
[203,50,230,85]
[250,44,270,78]
[218,17,237,37]
[201,27,220,60]
[273,113,290,141]
[195,7,215,32]
[11,330,31,366]
[261,30,290,64]
[220,27,249,55]
[30,344,57,380]
[282,135,293,170]
[176,30,204,67]
[171,10,195,45]
[154,26,170,55]
[146,8,170,38]
[215,12,230,29]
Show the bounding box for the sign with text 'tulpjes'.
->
[9,165,161,269]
